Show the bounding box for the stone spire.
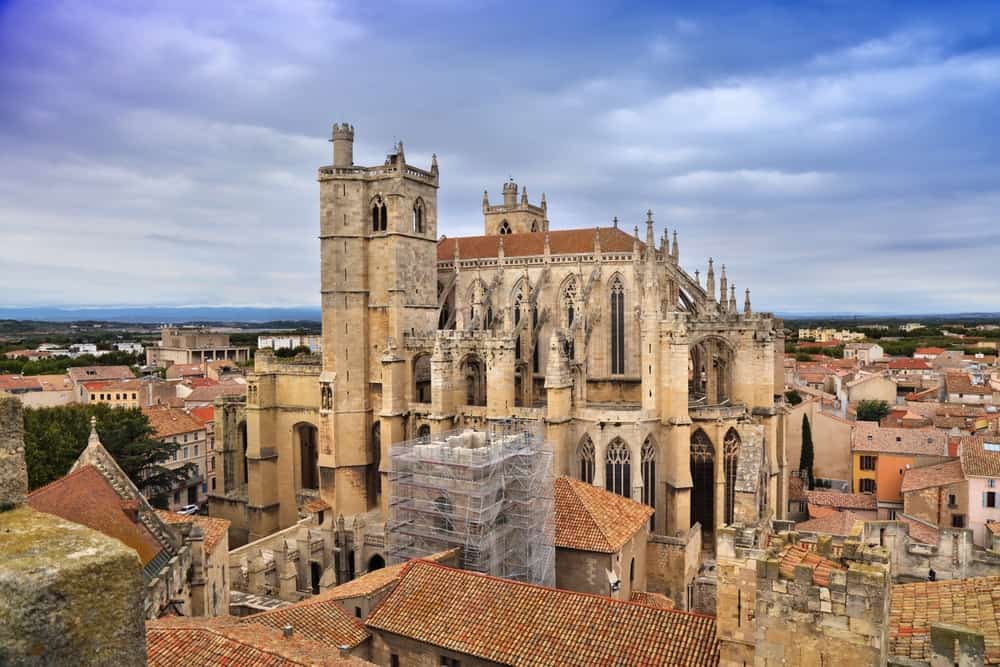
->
[695,269,700,287]
[661,228,669,256]
[744,288,752,316]
[396,140,405,163]
[706,258,715,300]
[431,153,438,174]
[482,189,489,212]
[645,209,655,250]
[87,416,101,449]
[729,284,737,313]
[719,265,728,309]
[520,187,528,206]
[540,192,547,212]
[672,230,679,261]
[633,225,640,257]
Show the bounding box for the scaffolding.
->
[387,419,555,587]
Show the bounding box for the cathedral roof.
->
[238,588,371,650]
[437,226,642,260]
[554,476,654,553]
[364,560,719,666]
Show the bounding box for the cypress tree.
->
[800,414,815,490]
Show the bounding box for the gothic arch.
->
[608,273,626,375]
[559,274,579,329]
[690,428,714,534]
[578,435,595,484]
[412,197,425,234]
[641,436,657,530]
[498,220,511,235]
[605,437,631,498]
[530,219,539,232]
[459,353,486,406]
[723,428,740,526]
[294,422,319,491]
[370,195,387,232]
[689,335,736,405]
[417,423,431,439]
[412,352,432,403]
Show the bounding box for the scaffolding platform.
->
[386,419,555,587]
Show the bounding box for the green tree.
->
[784,389,803,405]
[22,404,194,507]
[856,400,891,423]
[800,414,815,490]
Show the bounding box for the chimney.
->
[282,625,294,639]
[338,645,350,658]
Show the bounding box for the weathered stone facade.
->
[213,125,789,600]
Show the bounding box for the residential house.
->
[851,422,951,518]
[67,365,135,403]
[914,347,946,360]
[959,435,1000,547]
[843,342,884,365]
[144,406,210,510]
[165,363,205,382]
[945,373,995,405]
[82,378,142,409]
[900,459,968,533]
[0,374,74,407]
[189,405,218,495]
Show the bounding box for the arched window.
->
[371,196,387,232]
[499,220,511,235]
[461,354,486,406]
[531,220,539,232]
[412,199,424,234]
[724,429,740,525]
[605,438,631,498]
[417,424,431,439]
[412,353,431,403]
[690,429,715,533]
[562,277,577,328]
[610,275,625,375]
[578,436,595,484]
[641,437,656,530]
[296,423,319,490]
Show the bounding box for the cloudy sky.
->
[2,1,999,314]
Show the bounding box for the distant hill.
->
[0,306,322,324]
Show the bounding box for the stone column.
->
[593,427,607,490]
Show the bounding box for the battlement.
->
[331,122,355,140]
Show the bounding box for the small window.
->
[355,606,362,618]
[987,492,997,509]
[183,447,189,458]
[990,479,997,488]
[887,509,897,519]
[952,514,966,528]
[860,455,877,471]
[948,494,957,507]
[860,478,876,494]
[391,656,400,667]
[194,445,199,456]
[211,478,216,491]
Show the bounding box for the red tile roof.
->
[890,576,1000,664]
[184,382,247,403]
[166,363,205,379]
[777,544,846,587]
[82,378,141,392]
[805,490,877,511]
[914,347,945,356]
[27,465,163,565]
[143,406,205,438]
[960,435,1000,477]
[554,476,654,553]
[188,405,216,425]
[896,515,939,545]
[240,590,370,649]
[147,617,370,666]
[67,365,135,383]
[155,511,230,554]
[900,460,966,493]
[945,373,993,396]
[316,549,459,602]
[366,560,719,666]
[852,422,949,456]
[888,358,932,370]
[630,591,675,609]
[437,226,641,260]
[0,374,43,391]
[796,510,866,537]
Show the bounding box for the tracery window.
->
[641,437,656,530]
[562,277,577,328]
[610,275,625,374]
[579,437,595,484]
[371,196,387,232]
[724,429,740,525]
[499,220,511,235]
[412,199,425,234]
[605,438,631,498]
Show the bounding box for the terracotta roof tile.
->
[184,382,247,403]
[437,226,641,261]
[147,617,370,666]
[852,422,949,456]
[630,591,675,609]
[365,560,719,666]
[890,576,1000,664]
[805,490,877,511]
[319,549,459,601]
[143,406,205,438]
[240,590,370,649]
[188,405,215,425]
[796,510,866,537]
[554,476,654,553]
[946,373,993,396]
[155,511,230,554]
[960,435,1000,477]
[0,374,43,391]
[896,515,939,545]
[67,365,135,383]
[27,465,164,565]
[888,358,932,370]
[900,460,966,493]
[914,347,946,356]
[777,544,847,587]
[166,363,205,379]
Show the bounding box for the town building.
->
[258,334,322,352]
[210,124,787,607]
[113,341,145,354]
[81,378,142,408]
[67,365,135,403]
[843,341,883,364]
[144,405,211,509]
[900,459,968,534]
[146,327,251,368]
[0,373,74,407]
[851,421,951,518]
[945,372,995,405]
[959,435,1000,547]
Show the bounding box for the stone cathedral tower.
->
[317,124,440,516]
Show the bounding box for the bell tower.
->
[317,123,439,517]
